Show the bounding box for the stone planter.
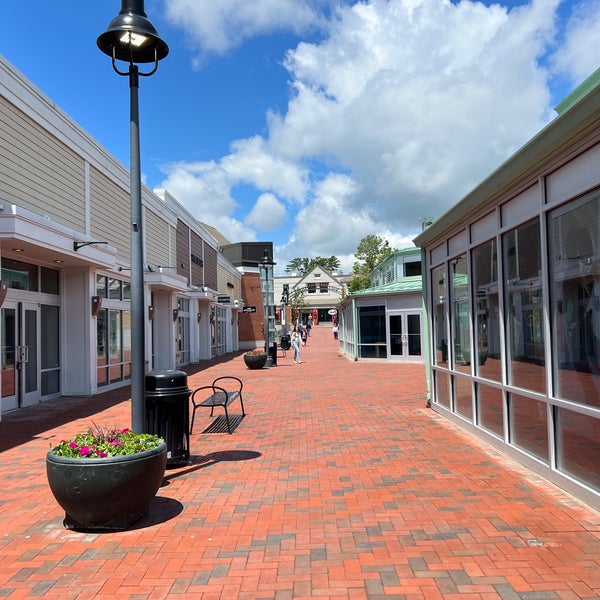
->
[46,440,167,532]
[243,353,267,369]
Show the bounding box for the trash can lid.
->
[145,369,188,391]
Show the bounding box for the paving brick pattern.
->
[0,326,599,599]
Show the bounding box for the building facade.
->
[338,247,425,362]
[0,56,242,418]
[414,69,600,510]
[275,266,347,327]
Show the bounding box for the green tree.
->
[285,257,310,275]
[310,256,341,272]
[286,255,341,275]
[349,235,394,292]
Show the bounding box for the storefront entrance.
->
[1,301,39,411]
[388,311,423,361]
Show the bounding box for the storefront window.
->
[472,239,500,381]
[508,393,549,463]
[454,374,472,420]
[96,274,131,387]
[503,219,545,393]
[451,255,470,373]
[2,258,38,291]
[358,305,387,358]
[477,383,504,438]
[549,194,600,407]
[432,265,448,366]
[556,406,600,492]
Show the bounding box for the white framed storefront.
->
[415,71,600,511]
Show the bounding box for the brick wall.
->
[239,272,265,350]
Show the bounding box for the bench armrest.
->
[212,376,243,393]
[191,384,227,406]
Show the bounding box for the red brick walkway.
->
[0,326,599,599]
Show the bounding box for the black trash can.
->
[280,335,291,351]
[145,370,191,468]
[269,342,278,366]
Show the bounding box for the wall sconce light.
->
[148,305,155,320]
[91,295,102,316]
[197,312,202,322]
[173,309,179,321]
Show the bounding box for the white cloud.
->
[160,0,590,271]
[164,0,325,57]
[245,193,288,231]
[552,0,600,86]
[222,137,308,202]
[270,0,558,231]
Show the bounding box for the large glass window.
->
[503,219,545,393]
[96,273,131,386]
[549,194,600,408]
[177,297,191,364]
[454,375,473,420]
[472,239,500,381]
[358,305,387,358]
[1,258,38,291]
[451,255,470,372]
[508,393,549,463]
[41,305,60,395]
[477,383,504,438]
[556,407,600,492]
[432,265,448,365]
[435,370,451,408]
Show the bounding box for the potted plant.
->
[46,425,167,532]
[243,348,268,369]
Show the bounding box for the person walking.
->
[332,323,339,340]
[291,326,302,363]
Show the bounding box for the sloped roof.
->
[350,275,423,296]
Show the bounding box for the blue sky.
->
[1,0,598,274]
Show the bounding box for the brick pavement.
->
[0,325,599,599]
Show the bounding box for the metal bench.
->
[190,376,245,434]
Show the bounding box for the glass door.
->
[388,311,423,361]
[1,301,39,412]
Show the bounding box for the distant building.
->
[338,247,425,361]
[275,266,347,327]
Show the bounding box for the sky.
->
[1,0,599,275]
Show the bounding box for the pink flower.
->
[79,446,91,457]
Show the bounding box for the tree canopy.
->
[348,234,394,292]
[285,256,341,275]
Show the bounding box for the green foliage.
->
[286,255,341,275]
[347,274,371,293]
[50,425,162,459]
[349,235,395,292]
[353,234,393,275]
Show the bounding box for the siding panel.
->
[90,167,130,259]
[0,96,85,230]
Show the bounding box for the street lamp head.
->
[260,249,276,268]
[97,0,169,64]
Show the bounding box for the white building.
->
[0,55,242,418]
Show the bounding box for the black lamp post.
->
[259,250,276,367]
[97,0,168,433]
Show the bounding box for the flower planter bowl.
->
[244,353,267,369]
[46,440,167,532]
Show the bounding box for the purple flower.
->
[79,446,91,456]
